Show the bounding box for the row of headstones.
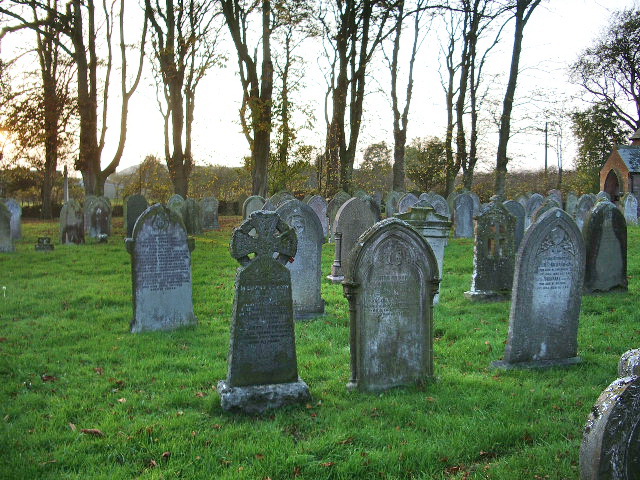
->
[59,196,112,244]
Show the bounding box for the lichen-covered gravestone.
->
[580,374,640,479]
[597,191,611,202]
[398,193,419,214]
[343,218,439,392]
[327,191,351,241]
[385,191,403,218]
[2,198,21,240]
[327,197,379,283]
[125,194,148,238]
[465,198,516,301]
[525,193,544,230]
[453,191,475,238]
[0,202,14,252]
[125,204,197,333]
[531,197,561,225]
[242,195,265,219]
[419,192,451,219]
[263,191,295,211]
[493,208,585,369]
[60,199,85,244]
[87,196,111,238]
[576,194,597,231]
[181,198,202,235]
[306,195,329,239]
[583,201,627,293]
[503,200,525,251]
[218,211,310,414]
[565,192,578,219]
[167,194,185,222]
[547,189,562,206]
[619,349,640,377]
[200,196,220,230]
[622,192,638,226]
[276,199,325,319]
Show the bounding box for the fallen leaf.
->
[195,392,206,398]
[255,454,265,460]
[338,437,354,445]
[81,428,104,437]
[41,375,58,382]
[0,337,7,342]
[94,367,104,375]
[322,462,335,467]
[39,459,57,466]
[69,423,76,431]
[293,466,302,477]
[162,451,171,460]
[212,424,222,430]
[176,411,184,417]
[149,459,158,468]
[117,398,126,403]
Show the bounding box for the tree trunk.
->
[392,131,406,191]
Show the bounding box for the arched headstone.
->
[397,193,419,214]
[575,194,596,231]
[307,195,329,239]
[60,199,85,244]
[525,193,544,230]
[242,195,265,219]
[327,191,351,241]
[419,192,451,219]
[453,191,475,238]
[622,192,638,225]
[504,200,525,251]
[201,196,220,230]
[125,194,148,238]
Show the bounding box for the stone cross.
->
[231,211,297,266]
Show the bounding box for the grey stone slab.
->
[264,191,295,211]
[565,192,578,219]
[242,195,265,219]
[125,194,148,238]
[619,349,640,377]
[547,189,562,206]
[576,194,597,232]
[167,194,185,221]
[183,198,203,234]
[494,208,585,369]
[453,191,475,238]
[327,191,351,240]
[125,204,197,333]
[385,191,404,218]
[217,378,311,415]
[583,201,627,293]
[525,193,544,230]
[504,200,525,251]
[597,191,611,202]
[622,192,638,225]
[531,197,562,225]
[580,376,640,479]
[343,218,439,392]
[419,192,451,219]
[276,199,325,319]
[60,199,85,244]
[307,195,329,239]
[0,202,14,252]
[2,198,21,240]
[398,193,419,214]
[200,196,220,230]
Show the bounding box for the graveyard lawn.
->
[1,217,638,479]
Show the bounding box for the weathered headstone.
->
[276,199,325,319]
[580,375,640,479]
[465,198,516,301]
[327,191,351,241]
[342,218,439,392]
[201,196,220,230]
[167,194,186,221]
[0,202,14,252]
[35,237,54,251]
[622,192,638,226]
[531,197,561,225]
[385,191,404,218]
[60,199,85,244]
[125,204,197,333]
[395,206,451,304]
[547,189,562,206]
[353,189,369,199]
[263,191,295,211]
[504,200,525,251]
[565,192,578,219]
[398,193,419,214]
[125,194,148,238]
[583,201,627,293]
[419,192,451,219]
[242,195,265,219]
[218,211,310,414]
[2,198,21,240]
[87,196,111,238]
[597,191,611,202]
[306,195,329,239]
[576,194,597,232]
[182,198,203,235]
[493,208,585,369]
[470,191,481,216]
[327,197,379,283]
[453,191,475,238]
[83,195,98,233]
[516,194,529,212]
[619,349,640,377]
[525,193,544,229]
[372,192,383,211]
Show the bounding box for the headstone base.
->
[491,357,581,370]
[464,289,510,302]
[295,301,325,321]
[217,378,311,415]
[326,274,344,284]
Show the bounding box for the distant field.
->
[0,217,637,479]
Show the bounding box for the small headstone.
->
[395,206,451,304]
[596,191,611,202]
[565,192,578,218]
[276,199,325,319]
[493,208,585,369]
[200,196,220,230]
[0,202,15,252]
[397,193,419,214]
[619,349,640,377]
[306,195,329,239]
[125,194,148,238]
[583,201,627,293]
[167,194,185,221]
[327,197,379,283]
[576,194,597,232]
[218,211,310,414]
[125,204,197,333]
[327,191,351,240]
[242,195,265,219]
[580,375,640,480]
[35,237,54,251]
[372,192,383,210]
[87,196,111,238]
[465,198,516,301]
[342,218,439,392]
[263,191,295,211]
[83,195,98,233]
[182,198,203,235]
[622,192,638,225]
[453,191,475,238]
[531,197,561,225]
[419,192,451,219]
[2,198,21,240]
[60,199,85,244]
[547,189,562,206]
[525,193,544,230]
[503,200,525,251]
[385,191,404,218]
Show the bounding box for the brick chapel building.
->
[599,127,640,202]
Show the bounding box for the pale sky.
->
[2,0,639,175]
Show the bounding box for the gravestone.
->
[583,201,627,293]
[453,191,475,238]
[493,208,585,369]
[547,189,562,206]
[263,191,295,211]
[504,200,525,251]
[83,195,98,233]
[201,196,220,230]
[0,202,14,252]
[470,192,481,216]
[395,206,451,304]
[531,197,561,224]
[419,192,451,219]
[125,194,148,238]
[580,375,640,480]
[276,199,325,319]
[327,197,379,283]
[622,192,638,226]
[465,198,516,301]
[60,199,85,244]
[87,196,111,238]
[218,211,310,414]
[35,237,54,251]
[167,194,186,221]
[565,192,578,218]
[353,189,369,199]
[182,198,203,235]
[576,194,597,231]
[597,191,611,202]
[2,198,21,240]
[327,191,351,241]
[398,193,419,214]
[125,204,197,333]
[372,192,383,211]
[342,218,439,392]
[619,349,640,377]
[385,191,404,218]
[243,195,265,219]
[525,193,544,229]
[516,194,529,212]
[307,195,329,239]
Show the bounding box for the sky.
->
[2,0,639,175]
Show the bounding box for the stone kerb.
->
[493,208,585,369]
[342,217,439,392]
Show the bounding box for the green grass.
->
[0,217,638,479]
